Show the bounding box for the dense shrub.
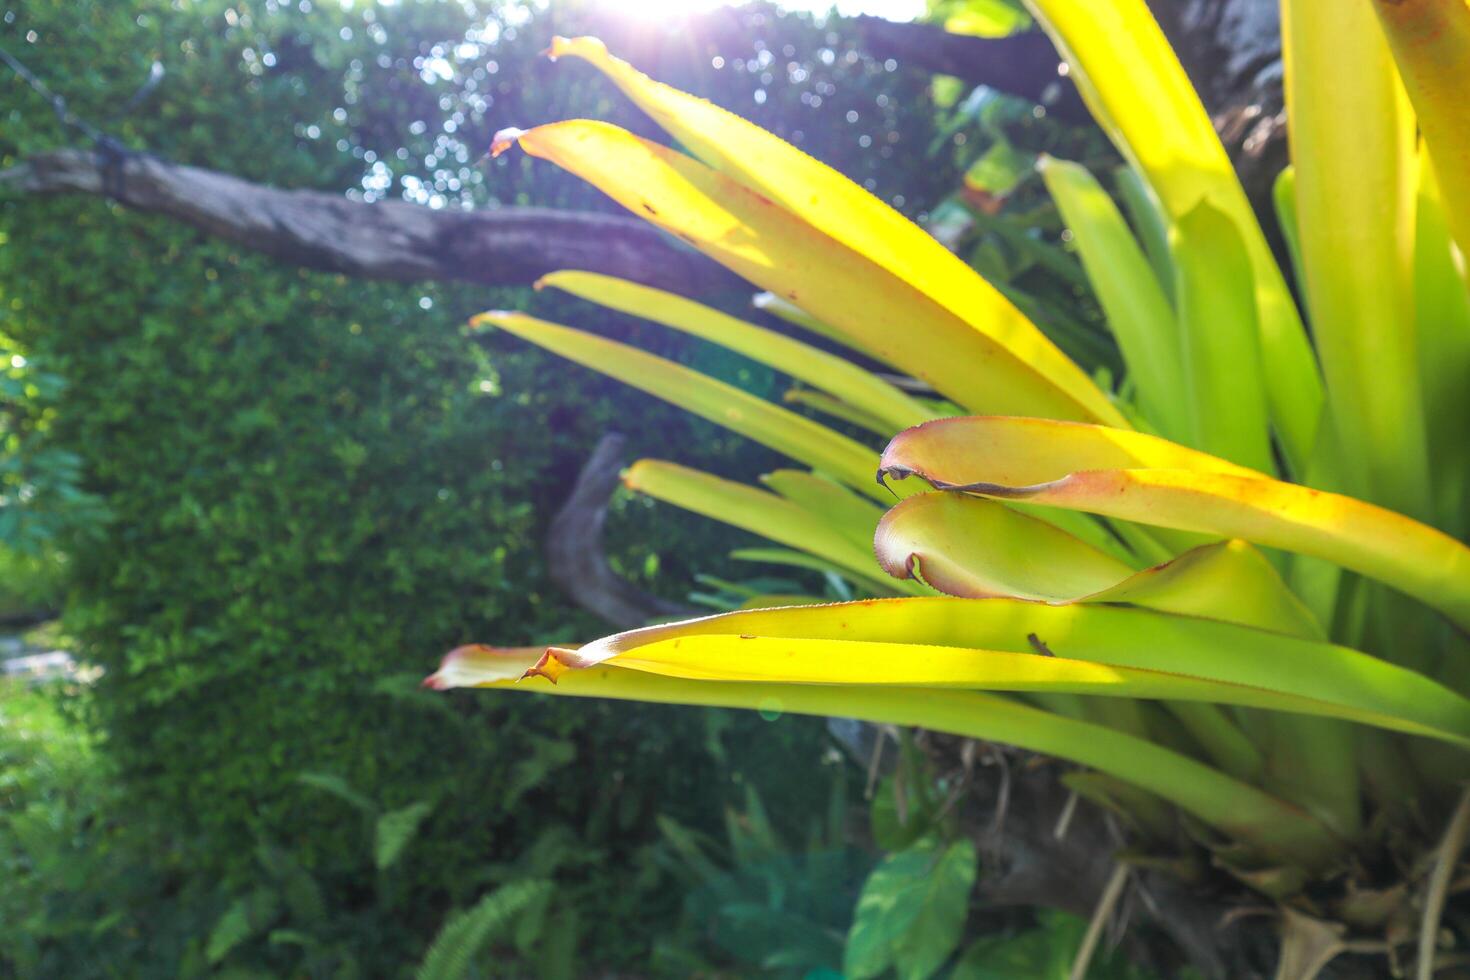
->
[0,0,962,972]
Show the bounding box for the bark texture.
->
[0,149,743,295]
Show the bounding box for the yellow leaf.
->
[879,417,1470,630]
[1026,0,1323,471]
[545,36,1120,426]
[1372,0,1470,256]
[876,493,1321,638]
[491,119,1119,424]
[1283,0,1431,519]
[522,598,1470,749]
[537,271,931,435]
[473,310,882,499]
[428,643,1342,870]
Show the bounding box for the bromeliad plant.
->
[428,2,1470,973]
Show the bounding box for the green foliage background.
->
[0,0,965,974]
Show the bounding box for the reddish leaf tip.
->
[521,648,573,684]
[490,127,528,158]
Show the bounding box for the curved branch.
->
[546,432,694,630]
[0,149,745,295]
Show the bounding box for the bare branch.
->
[545,432,694,630]
[0,149,745,295]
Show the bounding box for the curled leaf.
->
[878,417,1470,630]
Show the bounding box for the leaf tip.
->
[544,35,607,64]
[490,127,528,158]
[522,648,575,684]
[467,311,513,333]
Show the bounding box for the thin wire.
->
[0,41,106,142]
[0,40,162,144]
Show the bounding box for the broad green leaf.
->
[876,494,1321,637]
[1040,156,1185,435]
[1025,0,1323,471]
[874,491,1134,601]
[1283,0,1431,519]
[1414,151,1470,538]
[1372,0,1470,255]
[1171,201,1275,476]
[879,417,1470,629]
[623,460,917,596]
[543,37,1122,427]
[427,644,1341,869]
[537,271,931,434]
[1083,539,1322,639]
[473,311,883,500]
[530,598,1470,749]
[844,836,977,980]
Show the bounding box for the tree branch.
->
[0,149,745,295]
[545,432,694,630]
[853,4,1289,209]
[851,18,1089,122]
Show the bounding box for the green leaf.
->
[206,891,279,965]
[375,800,434,870]
[728,547,867,590]
[753,291,886,363]
[624,460,921,595]
[879,416,1470,630]
[945,0,1033,38]
[1112,166,1174,304]
[783,387,897,437]
[760,469,885,551]
[1372,0,1470,256]
[1171,201,1275,475]
[844,836,977,980]
[1413,151,1470,538]
[1283,0,1431,518]
[416,880,552,980]
[1040,156,1184,435]
[474,311,886,501]
[504,737,577,809]
[429,645,1343,871]
[1026,0,1323,471]
[963,137,1032,196]
[870,771,939,853]
[540,38,1123,426]
[538,271,931,434]
[495,121,1120,428]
